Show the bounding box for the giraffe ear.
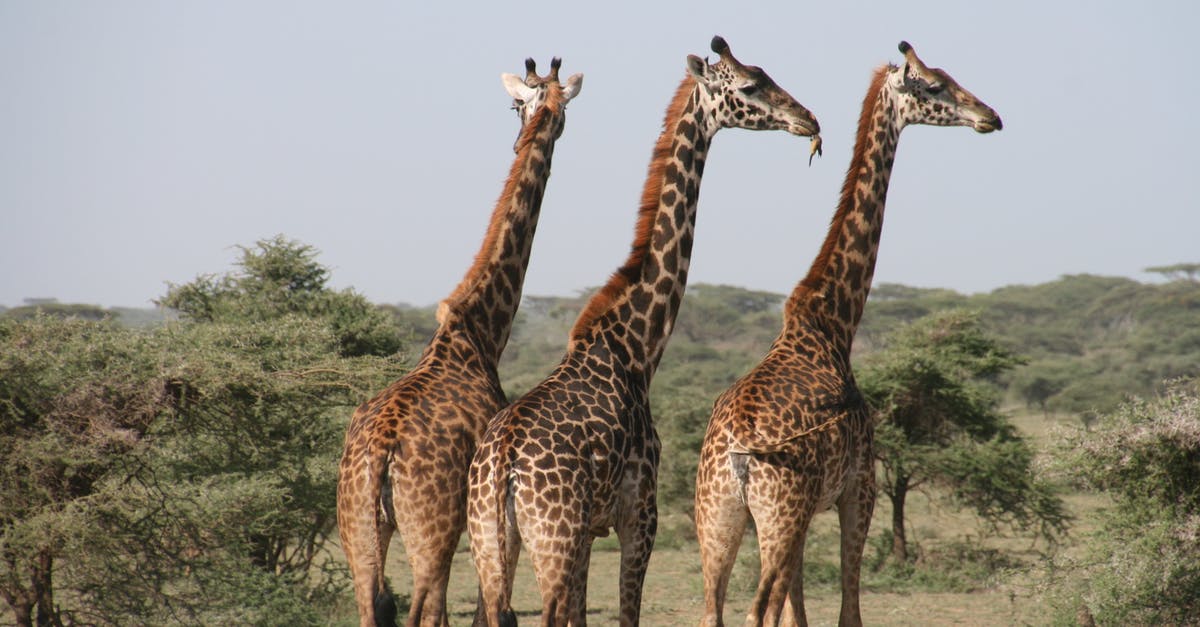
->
[686,54,707,81]
[501,73,537,102]
[562,73,583,101]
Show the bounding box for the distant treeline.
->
[379,274,1200,422]
[11,273,1197,421]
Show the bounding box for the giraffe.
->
[466,36,820,627]
[336,57,582,627]
[693,41,1002,627]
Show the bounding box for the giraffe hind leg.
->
[397,465,469,627]
[745,474,817,627]
[469,459,522,627]
[615,472,658,627]
[834,464,875,627]
[338,446,396,627]
[695,449,750,627]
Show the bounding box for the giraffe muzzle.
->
[973,115,1003,133]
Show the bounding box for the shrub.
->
[1042,380,1200,624]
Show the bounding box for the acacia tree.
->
[0,318,167,626]
[160,234,401,358]
[0,237,406,625]
[144,237,405,616]
[857,310,1068,564]
[1145,262,1200,282]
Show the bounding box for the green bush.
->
[1043,380,1200,624]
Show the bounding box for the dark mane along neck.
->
[439,86,565,357]
[786,65,891,320]
[570,76,698,340]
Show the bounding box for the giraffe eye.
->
[926,83,945,94]
[739,84,759,96]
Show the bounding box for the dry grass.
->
[366,541,1048,626]
[322,408,1109,625]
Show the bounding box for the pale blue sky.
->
[2,1,1196,308]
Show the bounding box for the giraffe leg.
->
[338,448,395,627]
[529,528,588,626]
[780,539,808,627]
[834,462,875,627]
[393,449,470,627]
[615,473,657,627]
[567,538,594,626]
[471,520,522,627]
[468,456,520,627]
[745,471,815,627]
[520,494,589,627]
[695,448,750,627]
[745,521,807,627]
[398,511,460,627]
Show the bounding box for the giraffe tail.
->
[374,449,399,627]
[492,430,519,626]
[374,581,398,627]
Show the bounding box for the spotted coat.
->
[336,58,581,627]
[467,36,819,627]
[693,41,1003,627]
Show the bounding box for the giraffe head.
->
[685,36,820,138]
[889,41,1003,133]
[501,57,583,151]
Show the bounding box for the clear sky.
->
[2,1,1196,309]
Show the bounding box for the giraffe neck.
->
[438,89,566,365]
[569,77,712,378]
[786,66,900,352]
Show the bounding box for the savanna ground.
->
[329,409,1105,626]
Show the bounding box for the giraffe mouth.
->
[790,119,821,138]
[973,116,1003,133]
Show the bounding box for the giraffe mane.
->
[570,75,697,339]
[442,84,566,313]
[787,65,891,312]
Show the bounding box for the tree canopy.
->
[1145,262,1200,282]
[857,310,1068,563]
[0,237,407,626]
[160,235,402,358]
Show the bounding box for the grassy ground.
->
[329,410,1103,625]
[348,544,1042,626]
[353,541,1049,626]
